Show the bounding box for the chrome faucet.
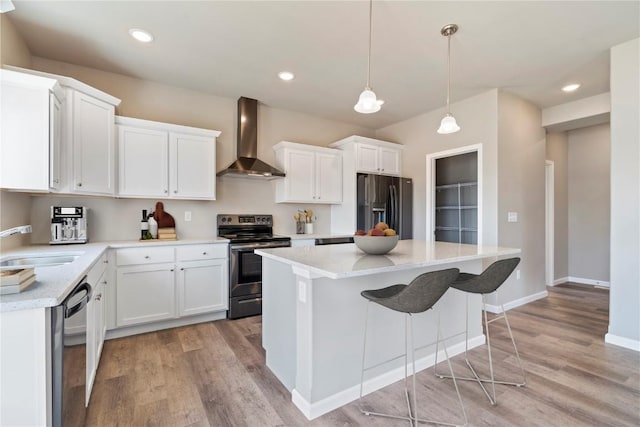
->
[0,225,32,238]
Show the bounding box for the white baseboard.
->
[291,335,486,420]
[605,333,640,352]
[484,290,548,314]
[552,276,569,286]
[567,276,610,288]
[551,276,610,288]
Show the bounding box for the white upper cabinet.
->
[70,90,117,195]
[331,135,402,176]
[273,141,342,204]
[3,66,121,195]
[118,125,169,197]
[0,69,65,192]
[169,132,217,199]
[116,116,221,200]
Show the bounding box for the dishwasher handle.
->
[64,277,92,319]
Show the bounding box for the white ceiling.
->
[6,1,639,129]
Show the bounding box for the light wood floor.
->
[86,284,640,426]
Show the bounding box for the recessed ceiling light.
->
[278,71,295,81]
[562,83,580,92]
[129,28,154,43]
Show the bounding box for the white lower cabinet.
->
[177,259,227,316]
[116,263,176,327]
[113,243,228,329]
[86,271,106,404]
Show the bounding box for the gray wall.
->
[608,38,640,347]
[546,132,569,280]
[496,91,547,305]
[376,89,499,246]
[568,124,610,282]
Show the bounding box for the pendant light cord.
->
[446,31,451,112]
[366,0,373,88]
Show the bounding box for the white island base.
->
[257,240,520,420]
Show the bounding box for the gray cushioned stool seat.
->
[361,268,459,314]
[451,258,521,294]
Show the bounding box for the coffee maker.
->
[50,206,88,244]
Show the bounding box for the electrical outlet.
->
[185,211,192,222]
[508,212,518,223]
[516,269,521,280]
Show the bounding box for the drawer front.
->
[116,247,175,266]
[87,253,108,285]
[176,244,227,261]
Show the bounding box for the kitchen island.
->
[256,240,520,420]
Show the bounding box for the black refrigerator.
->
[356,173,413,239]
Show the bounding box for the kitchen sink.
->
[0,252,83,269]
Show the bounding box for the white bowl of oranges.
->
[353,222,399,255]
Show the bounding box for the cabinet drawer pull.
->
[170,268,175,272]
[202,252,207,255]
[103,259,108,264]
[144,255,150,259]
[180,268,184,271]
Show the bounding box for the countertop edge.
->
[0,238,230,313]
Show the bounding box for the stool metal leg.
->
[360,306,468,426]
[435,292,526,406]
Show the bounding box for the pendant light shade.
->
[437,113,460,134]
[437,24,460,134]
[354,0,381,114]
[355,88,381,114]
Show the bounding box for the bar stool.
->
[359,268,468,427]
[435,257,526,406]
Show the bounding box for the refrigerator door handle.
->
[388,185,397,231]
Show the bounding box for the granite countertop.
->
[256,240,521,280]
[0,238,229,312]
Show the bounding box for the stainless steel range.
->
[218,214,290,319]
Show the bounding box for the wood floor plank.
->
[84,284,640,426]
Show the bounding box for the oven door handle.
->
[230,242,291,250]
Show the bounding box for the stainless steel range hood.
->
[217,97,285,178]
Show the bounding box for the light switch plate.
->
[508,212,518,223]
[185,211,192,222]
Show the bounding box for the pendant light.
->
[354,0,382,114]
[437,24,460,134]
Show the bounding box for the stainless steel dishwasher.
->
[51,276,92,427]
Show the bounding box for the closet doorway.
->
[426,144,482,245]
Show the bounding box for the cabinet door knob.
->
[164,190,168,194]
[102,280,107,285]
[77,182,82,187]
[103,259,108,264]
[170,268,175,272]
[180,268,184,271]
[95,294,102,301]
[174,190,178,194]
[144,255,150,259]
[202,252,207,255]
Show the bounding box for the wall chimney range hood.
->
[217,97,285,178]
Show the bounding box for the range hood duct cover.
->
[217,97,285,178]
